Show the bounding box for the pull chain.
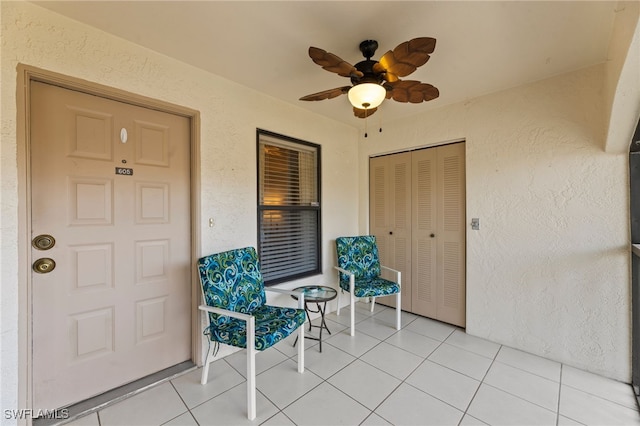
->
[363,103,370,138]
[364,110,369,138]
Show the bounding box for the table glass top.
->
[292,285,337,302]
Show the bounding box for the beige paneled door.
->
[369,143,466,327]
[369,152,412,310]
[412,143,466,326]
[30,82,192,410]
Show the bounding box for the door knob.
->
[33,258,56,274]
[32,234,55,250]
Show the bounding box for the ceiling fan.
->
[299,37,440,118]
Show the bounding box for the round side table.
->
[291,285,337,352]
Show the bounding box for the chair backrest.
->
[335,236,381,285]
[197,247,267,326]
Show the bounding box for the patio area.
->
[64,302,639,426]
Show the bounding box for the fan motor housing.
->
[352,59,384,85]
[359,40,378,59]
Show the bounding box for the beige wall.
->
[0,1,358,417]
[359,64,630,381]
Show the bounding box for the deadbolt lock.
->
[33,258,56,274]
[32,234,55,250]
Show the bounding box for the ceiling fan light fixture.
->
[348,83,386,110]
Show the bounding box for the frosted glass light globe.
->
[348,83,386,109]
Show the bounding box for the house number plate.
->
[115,167,133,176]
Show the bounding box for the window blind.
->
[257,131,321,284]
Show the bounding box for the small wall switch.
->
[471,218,480,230]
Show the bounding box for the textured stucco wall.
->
[359,64,630,382]
[604,1,640,154]
[0,1,358,420]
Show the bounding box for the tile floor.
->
[66,302,639,426]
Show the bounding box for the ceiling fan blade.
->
[387,80,439,103]
[353,106,378,118]
[309,47,364,78]
[299,86,351,101]
[374,37,437,82]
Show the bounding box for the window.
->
[257,130,321,285]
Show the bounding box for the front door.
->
[30,81,192,410]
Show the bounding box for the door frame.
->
[16,64,202,417]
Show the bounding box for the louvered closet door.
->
[411,148,438,317]
[436,143,466,327]
[369,153,412,310]
[370,144,465,325]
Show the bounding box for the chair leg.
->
[370,297,375,313]
[336,289,342,316]
[395,291,401,330]
[297,323,305,373]
[247,318,256,421]
[350,292,356,337]
[200,340,215,385]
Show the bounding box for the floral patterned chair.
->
[335,235,401,336]
[197,247,306,420]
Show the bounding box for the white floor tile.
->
[360,412,393,425]
[384,328,441,358]
[283,382,371,425]
[99,382,188,426]
[372,304,419,325]
[64,413,99,426]
[360,341,424,380]
[428,343,493,380]
[272,332,316,358]
[353,316,400,340]
[405,315,457,341]
[171,359,244,408]
[325,305,369,327]
[161,412,198,426]
[190,384,278,425]
[297,341,356,379]
[467,384,557,426]
[256,359,323,409]
[459,414,489,425]
[224,346,289,378]
[311,315,347,335]
[261,412,296,426]
[557,415,586,425]
[495,345,561,382]
[562,365,638,410]
[559,384,640,426]
[484,361,560,411]
[406,360,481,411]
[375,383,463,426]
[327,359,401,410]
[324,329,381,358]
[445,329,501,359]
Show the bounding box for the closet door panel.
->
[369,153,412,310]
[388,153,412,310]
[370,157,390,266]
[411,148,438,317]
[436,143,466,327]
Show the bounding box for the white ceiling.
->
[32,1,616,128]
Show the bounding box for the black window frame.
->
[256,129,322,286]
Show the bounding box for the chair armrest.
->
[334,266,354,276]
[380,265,401,275]
[199,305,252,322]
[265,287,305,309]
[380,265,401,287]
